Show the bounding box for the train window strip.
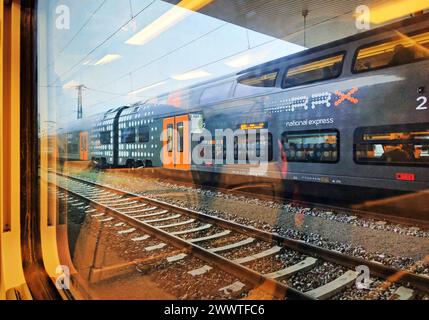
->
[281,130,339,163]
[354,124,429,166]
[353,28,429,73]
[282,53,345,89]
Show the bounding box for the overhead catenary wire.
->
[46,0,108,70]
[48,0,158,87]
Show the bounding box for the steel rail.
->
[52,171,429,294]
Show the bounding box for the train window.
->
[67,143,78,155]
[234,71,279,98]
[138,126,150,143]
[177,123,184,153]
[122,128,136,144]
[354,124,429,166]
[283,54,344,88]
[167,124,174,153]
[354,29,429,73]
[66,133,79,154]
[238,71,278,87]
[233,132,273,163]
[100,132,111,145]
[282,130,339,163]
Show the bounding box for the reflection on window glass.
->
[282,130,339,163]
[283,54,344,88]
[354,29,429,73]
[36,0,429,302]
[355,125,429,165]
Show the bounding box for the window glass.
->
[238,71,278,87]
[100,131,111,145]
[177,122,184,153]
[282,130,339,163]
[232,131,273,163]
[122,127,136,144]
[36,0,429,302]
[354,29,429,73]
[234,71,278,97]
[67,133,79,154]
[283,54,344,88]
[355,125,429,165]
[167,124,174,153]
[138,126,150,143]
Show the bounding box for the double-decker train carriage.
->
[58,13,429,192]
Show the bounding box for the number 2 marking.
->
[417,96,428,110]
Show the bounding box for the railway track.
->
[109,167,429,229]
[49,171,429,300]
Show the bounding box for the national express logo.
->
[265,88,360,114]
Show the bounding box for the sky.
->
[38,0,306,124]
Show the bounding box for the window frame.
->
[354,124,429,167]
[281,51,346,89]
[281,129,340,164]
[351,27,429,74]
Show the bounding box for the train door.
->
[79,131,89,161]
[162,116,191,170]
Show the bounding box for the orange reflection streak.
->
[126,0,215,46]
[394,30,429,57]
[294,209,305,229]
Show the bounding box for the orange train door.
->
[80,131,89,160]
[175,115,191,170]
[162,115,191,170]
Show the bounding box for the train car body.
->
[58,14,429,193]
[57,115,102,163]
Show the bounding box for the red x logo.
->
[335,87,359,106]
